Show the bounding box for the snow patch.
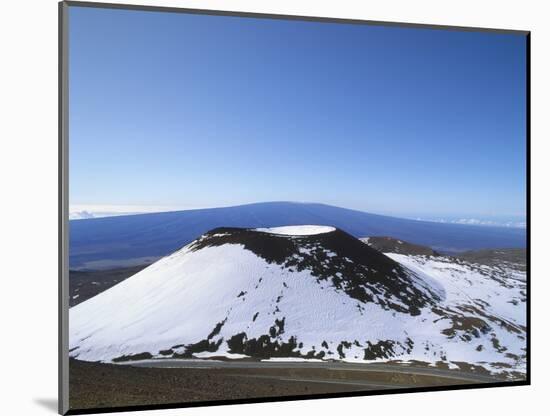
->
[254,225,336,236]
[192,351,249,359]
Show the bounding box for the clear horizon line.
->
[68,201,527,229]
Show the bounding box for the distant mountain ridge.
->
[69,201,526,270]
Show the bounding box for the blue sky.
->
[69,6,527,221]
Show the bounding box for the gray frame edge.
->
[63,0,530,35]
[59,1,70,414]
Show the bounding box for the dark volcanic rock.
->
[456,248,526,271]
[361,236,440,256]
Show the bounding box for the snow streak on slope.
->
[69,227,526,379]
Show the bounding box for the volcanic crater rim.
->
[253,225,336,236]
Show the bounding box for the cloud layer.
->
[415,217,526,229]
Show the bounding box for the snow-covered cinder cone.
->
[69,226,526,379]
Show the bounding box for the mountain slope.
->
[361,236,440,256]
[69,226,526,378]
[69,201,526,269]
[456,249,526,273]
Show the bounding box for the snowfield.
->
[69,226,526,379]
[385,254,526,375]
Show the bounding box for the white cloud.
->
[69,210,97,220]
[414,217,526,228]
[68,204,202,220]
